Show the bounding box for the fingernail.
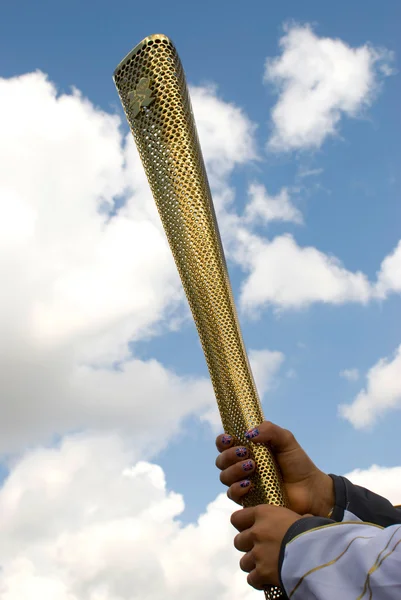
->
[245,428,259,440]
[235,447,247,458]
[242,460,253,472]
[240,480,251,488]
[221,434,232,445]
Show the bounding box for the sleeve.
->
[328,474,401,526]
[278,516,401,599]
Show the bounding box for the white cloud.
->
[239,234,371,311]
[0,341,215,455]
[344,465,401,506]
[339,345,401,429]
[0,71,179,357]
[340,368,360,382]
[249,348,285,398]
[190,84,257,196]
[286,368,297,379]
[298,167,324,178]
[0,72,256,455]
[375,240,401,298]
[233,228,401,314]
[265,24,394,151]
[0,434,259,600]
[244,183,302,225]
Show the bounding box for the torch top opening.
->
[113,33,174,77]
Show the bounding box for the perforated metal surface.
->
[114,34,287,599]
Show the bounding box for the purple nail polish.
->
[236,447,247,458]
[245,428,259,440]
[242,460,253,472]
[240,480,251,488]
[221,434,232,445]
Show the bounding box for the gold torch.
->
[113,34,287,599]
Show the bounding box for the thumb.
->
[245,421,300,454]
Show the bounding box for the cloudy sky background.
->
[0,1,400,598]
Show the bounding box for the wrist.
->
[312,472,335,518]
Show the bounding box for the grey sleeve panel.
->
[329,474,401,527]
[280,520,401,599]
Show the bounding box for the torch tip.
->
[113,34,174,78]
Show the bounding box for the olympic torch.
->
[113,34,287,599]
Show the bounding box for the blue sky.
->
[0,1,400,597]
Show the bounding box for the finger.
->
[234,529,253,552]
[215,434,234,452]
[220,459,255,486]
[245,421,299,453]
[239,550,255,573]
[247,570,265,591]
[231,507,255,532]
[215,445,249,470]
[227,480,252,505]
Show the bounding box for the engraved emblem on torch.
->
[127,77,155,118]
